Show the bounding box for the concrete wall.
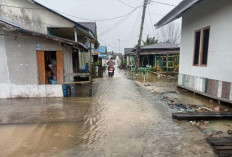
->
[0,31,73,98]
[0,31,10,98]
[180,0,232,82]
[0,0,74,34]
[4,32,64,85]
[63,45,74,82]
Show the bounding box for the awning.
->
[0,18,88,50]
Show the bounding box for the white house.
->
[155,0,232,104]
[0,0,94,98]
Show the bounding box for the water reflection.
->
[0,69,215,157]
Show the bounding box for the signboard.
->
[98,53,107,58]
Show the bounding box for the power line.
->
[150,1,176,7]
[99,13,132,37]
[98,38,118,49]
[53,8,141,22]
[0,4,142,22]
[147,5,155,35]
[98,7,140,37]
[116,0,135,8]
[125,8,142,42]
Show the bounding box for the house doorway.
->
[36,51,63,84]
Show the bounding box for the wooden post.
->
[36,51,46,84]
[89,43,93,96]
[135,0,149,73]
[56,51,63,84]
[74,27,78,42]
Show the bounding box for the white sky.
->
[36,0,182,53]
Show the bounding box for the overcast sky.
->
[36,0,182,53]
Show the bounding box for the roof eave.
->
[155,0,202,29]
[32,0,94,38]
[0,19,87,50]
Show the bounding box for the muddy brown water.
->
[130,71,232,112]
[0,69,215,157]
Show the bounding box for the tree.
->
[94,40,100,49]
[157,22,181,44]
[134,35,158,48]
[142,35,158,46]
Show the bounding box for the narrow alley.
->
[0,69,215,157]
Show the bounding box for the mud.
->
[0,69,215,157]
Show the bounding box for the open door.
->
[36,51,46,84]
[56,51,63,84]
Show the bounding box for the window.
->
[202,28,210,65]
[193,31,201,65]
[193,27,210,66]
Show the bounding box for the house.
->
[124,48,136,69]
[0,0,95,98]
[93,45,107,68]
[155,0,232,103]
[139,43,180,73]
[78,22,98,73]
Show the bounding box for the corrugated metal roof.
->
[141,43,180,50]
[124,48,134,55]
[78,22,96,35]
[0,18,87,50]
[155,0,203,29]
[32,0,94,38]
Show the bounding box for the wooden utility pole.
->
[89,42,93,96]
[136,0,149,72]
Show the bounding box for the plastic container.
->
[49,79,57,84]
[62,85,68,97]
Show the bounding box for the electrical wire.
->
[116,0,136,8]
[53,8,141,22]
[125,8,142,41]
[98,38,118,49]
[147,5,155,35]
[0,4,142,22]
[98,7,140,37]
[150,0,176,7]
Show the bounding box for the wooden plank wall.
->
[179,74,232,102]
[206,79,218,96]
[221,82,231,99]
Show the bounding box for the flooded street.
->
[0,69,215,157]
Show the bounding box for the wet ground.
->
[129,71,232,138]
[0,69,216,157]
[129,71,232,112]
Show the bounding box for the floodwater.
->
[0,69,215,157]
[130,71,232,112]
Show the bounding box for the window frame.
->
[193,26,210,67]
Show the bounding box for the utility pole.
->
[136,0,149,72]
[118,39,121,54]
